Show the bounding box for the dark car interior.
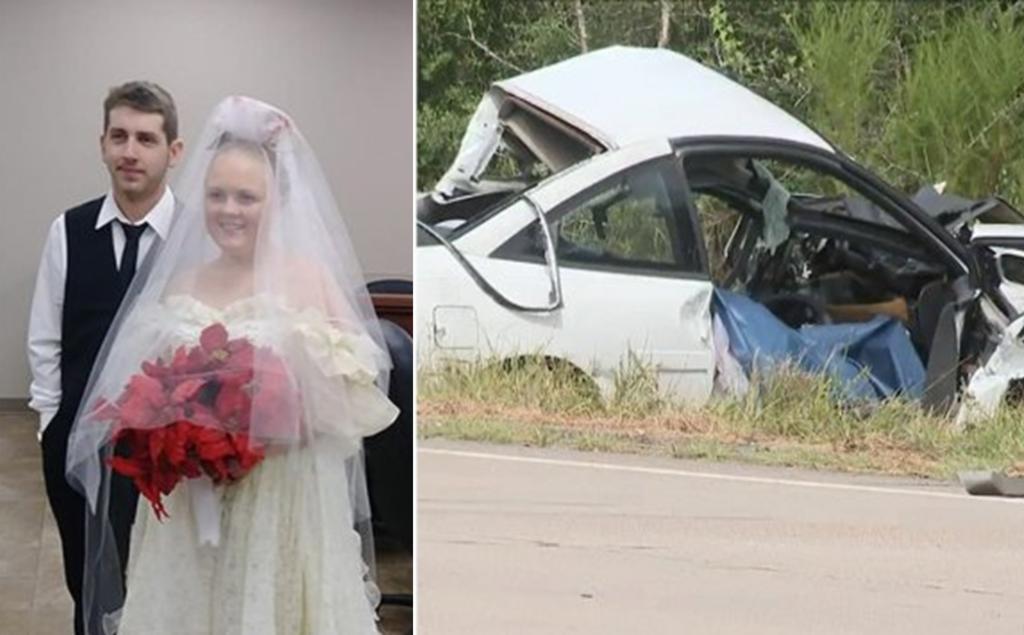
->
[684,155,990,411]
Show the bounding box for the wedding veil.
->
[65,96,397,633]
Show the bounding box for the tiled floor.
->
[0,411,411,634]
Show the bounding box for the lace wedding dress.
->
[116,295,397,635]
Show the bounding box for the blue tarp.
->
[713,289,926,401]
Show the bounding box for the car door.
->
[439,139,716,401]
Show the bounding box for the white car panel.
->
[418,248,715,402]
[419,136,715,401]
[496,46,834,151]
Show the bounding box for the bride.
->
[66,96,399,634]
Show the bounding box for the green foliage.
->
[416,100,476,192]
[419,0,1024,207]
[883,9,1024,202]
[790,1,895,161]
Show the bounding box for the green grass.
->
[419,356,1024,479]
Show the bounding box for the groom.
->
[27,81,183,635]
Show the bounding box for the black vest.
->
[57,197,127,425]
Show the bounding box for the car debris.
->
[417,45,1024,421]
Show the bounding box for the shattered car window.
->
[418,103,594,241]
[478,137,552,186]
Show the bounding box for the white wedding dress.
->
[115,295,398,635]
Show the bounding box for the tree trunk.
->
[658,0,672,48]
[575,0,589,53]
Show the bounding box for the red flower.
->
[170,378,204,404]
[108,455,145,478]
[169,346,191,375]
[214,381,251,423]
[141,359,169,381]
[187,347,210,372]
[200,323,229,354]
[224,339,255,369]
[103,321,297,520]
[117,374,167,429]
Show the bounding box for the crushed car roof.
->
[494,46,834,152]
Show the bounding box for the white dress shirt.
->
[27,188,176,436]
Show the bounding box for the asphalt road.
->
[418,440,1024,634]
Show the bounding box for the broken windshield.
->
[424,92,605,237]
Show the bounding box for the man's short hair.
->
[103,81,179,143]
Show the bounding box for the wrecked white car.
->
[416,46,1024,418]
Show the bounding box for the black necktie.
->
[118,221,148,290]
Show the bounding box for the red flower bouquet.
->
[92,323,298,520]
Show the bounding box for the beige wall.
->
[0,0,413,400]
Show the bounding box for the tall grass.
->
[792,5,1024,204]
[419,354,603,417]
[791,1,895,162]
[884,9,1024,203]
[420,354,1024,478]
